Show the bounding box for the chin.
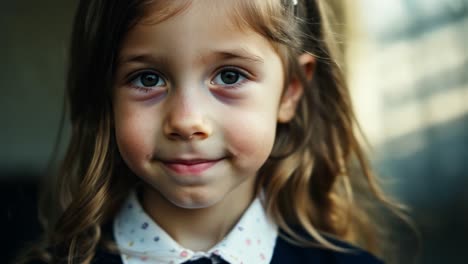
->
[166,191,223,210]
[154,184,226,210]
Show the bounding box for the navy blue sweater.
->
[89,235,382,263]
[29,234,383,264]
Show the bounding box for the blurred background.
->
[1,0,467,263]
[343,0,468,263]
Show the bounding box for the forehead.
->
[135,0,283,37]
[139,0,242,36]
[119,0,282,64]
[140,0,233,26]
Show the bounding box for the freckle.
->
[180,250,189,258]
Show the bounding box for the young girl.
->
[21,0,402,263]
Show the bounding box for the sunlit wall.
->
[345,1,468,263]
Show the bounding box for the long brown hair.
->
[20,0,407,263]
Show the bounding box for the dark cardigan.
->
[28,233,383,264]
[94,236,382,264]
[91,236,382,263]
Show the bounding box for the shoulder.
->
[90,248,122,264]
[20,248,122,264]
[271,233,384,264]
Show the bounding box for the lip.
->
[161,158,222,175]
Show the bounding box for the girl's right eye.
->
[129,71,166,91]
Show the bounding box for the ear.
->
[277,53,316,123]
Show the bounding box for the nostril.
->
[164,115,212,140]
[168,131,207,140]
[169,132,182,139]
[192,132,206,138]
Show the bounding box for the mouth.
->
[160,158,223,175]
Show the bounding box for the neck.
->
[141,181,255,251]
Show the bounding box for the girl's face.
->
[113,0,299,209]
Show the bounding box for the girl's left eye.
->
[129,71,166,89]
[211,69,247,87]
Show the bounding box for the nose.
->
[163,91,212,141]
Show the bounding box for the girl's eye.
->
[130,72,166,89]
[219,71,239,84]
[211,69,247,87]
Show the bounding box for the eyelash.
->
[210,67,249,89]
[125,67,251,93]
[127,70,166,93]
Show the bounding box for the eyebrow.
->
[117,53,169,67]
[118,48,264,66]
[206,48,265,64]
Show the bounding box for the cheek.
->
[225,112,277,168]
[114,107,156,171]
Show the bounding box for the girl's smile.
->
[159,158,224,176]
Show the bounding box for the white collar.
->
[113,191,278,264]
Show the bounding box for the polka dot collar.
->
[113,191,278,264]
